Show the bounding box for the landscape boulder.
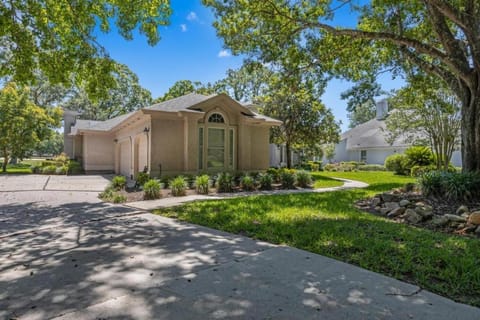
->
[468,211,480,225]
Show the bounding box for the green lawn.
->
[311,172,343,188]
[155,171,480,307]
[0,162,32,174]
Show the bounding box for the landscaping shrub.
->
[195,174,210,194]
[54,152,70,166]
[249,171,260,180]
[112,194,127,203]
[111,175,127,190]
[55,166,67,175]
[136,172,150,187]
[41,165,57,174]
[405,146,434,167]
[266,168,281,183]
[384,153,409,175]
[240,175,256,191]
[184,174,196,189]
[99,185,115,200]
[307,161,321,172]
[323,163,337,172]
[358,164,386,171]
[232,171,245,186]
[296,170,312,188]
[258,173,273,190]
[30,164,42,174]
[280,170,296,189]
[160,176,171,189]
[171,176,187,196]
[216,172,234,193]
[419,171,480,201]
[67,160,83,174]
[144,179,161,200]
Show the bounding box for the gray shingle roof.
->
[341,118,409,149]
[70,93,281,134]
[71,112,136,132]
[145,93,213,112]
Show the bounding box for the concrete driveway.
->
[1,175,479,319]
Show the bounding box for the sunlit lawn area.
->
[311,173,343,188]
[0,162,32,174]
[155,171,480,307]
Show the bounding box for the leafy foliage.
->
[258,173,273,190]
[170,176,187,197]
[419,171,480,201]
[203,0,480,171]
[240,175,256,191]
[1,0,171,98]
[280,170,296,189]
[386,77,461,171]
[136,172,150,188]
[216,172,234,193]
[296,171,312,188]
[0,83,61,172]
[111,176,126,191]
[143,179,161,200]
[195,174,210,195]
[384,154,409,175]
[65,63,153,120]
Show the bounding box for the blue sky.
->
[97,0,404,131]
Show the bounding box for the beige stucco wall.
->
[113,115,151,178]
[77,97,275,176]
[150,116,185,176]
[82,134,115,172]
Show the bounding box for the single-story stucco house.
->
[329,100,462,167]
[63,93,281,177]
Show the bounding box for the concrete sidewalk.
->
[127,178,369,210]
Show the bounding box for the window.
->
[207,128,225,169]
[208,113,225,123]
[198,127,204,169]
[360,150,367,162]
[229,129,234,168]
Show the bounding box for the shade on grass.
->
[155,171,480,307]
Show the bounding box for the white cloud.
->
[186,11,198,21]
[218,50,231,58]
[180,24,187,32]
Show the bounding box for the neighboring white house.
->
[269,144,300,168]
[328,100,462,167]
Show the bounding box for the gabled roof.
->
[70,112,137,134]
[145,93,213,112]
[341,118,409,150]
[69,93,281,134]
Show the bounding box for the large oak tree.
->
[1,0,171,97]
[204,0,480,171]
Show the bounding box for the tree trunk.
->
[2,150,8,173]
[461,87,480,172]
[286,142,292,169]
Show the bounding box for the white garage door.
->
[120,142,131,177]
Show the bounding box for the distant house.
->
[329,100,462,167]
[269,144,300,168]
[64,93,281,177]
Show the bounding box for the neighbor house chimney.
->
[376,99,388,120]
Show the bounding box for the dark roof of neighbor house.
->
[69,93,281,134]
[341,118,410,150]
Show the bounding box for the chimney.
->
[376,99,388,120]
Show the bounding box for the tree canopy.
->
[1,0,171,97]
[204,0,480,171]
[386,76,461,171]
[64,64,152,120]
[0,83,61,172]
